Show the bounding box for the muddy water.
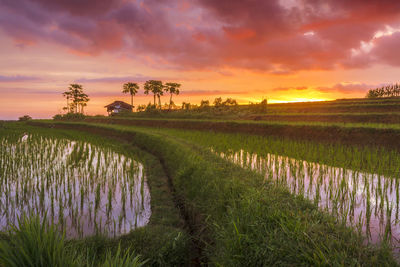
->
[216,149,400,248]
[0,135,151,238]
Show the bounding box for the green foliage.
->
[53,112,86,121]
[99,246,145,267]
[117,227,190,266]
[0,215,75,267]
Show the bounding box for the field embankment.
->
[31,120,397,266]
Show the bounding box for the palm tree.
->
[164,82,181,109]
[122,82,139,108]
[144,80,163,108]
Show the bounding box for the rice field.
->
[19,122,400,266]
[0,133,151,238]
[216,149,400,247]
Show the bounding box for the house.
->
[105,101,133,115]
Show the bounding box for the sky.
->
[1,0,400,119]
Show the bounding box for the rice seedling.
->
[215,148,400,251]
[0,133,151,238]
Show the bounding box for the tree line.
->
[122,80,181,110]
[61,81,267,115]
[61,80,181,114]
[366,84,400,98]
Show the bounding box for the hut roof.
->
[104,101,133,109]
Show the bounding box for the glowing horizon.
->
[1,0,400,120]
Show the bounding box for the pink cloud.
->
[0,0,400,72]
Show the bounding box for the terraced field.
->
[1,97,400,265]
[26,119,399,265]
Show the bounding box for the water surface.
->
[216,148,400,247]
[0,135,151,238]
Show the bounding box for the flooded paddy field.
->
[217,148,400,250]
[0,134,151,238]
[21,121,399,265]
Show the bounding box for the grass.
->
[85,125,400,247]
[77,116,400,153]
[33,120,398,265]
[0,215,146,267]
[0,215,74,267]
[133,126,400,178]
[85,115,400,129]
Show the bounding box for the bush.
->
[53,114,63,120]
[53,113,85,121]
[18,115,32,121]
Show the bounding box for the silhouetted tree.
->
[122,82,139,107]
[164,82,181,109]
[182,102,191,110]
[200,100,210,108]
[62,84,89,113]
[367,83,400,98]
[144,80,163,108]
[222,98,238,106]
[213,97,223,107]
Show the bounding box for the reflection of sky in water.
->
[215,148,400,249]
[0,135,151,238]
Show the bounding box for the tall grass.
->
[0,215,75,267]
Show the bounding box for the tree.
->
[164,82,181,109]
[182,102,191,110]
[122,82,139,108]
[200,100,210,108]
[144,80,163,109]
[62,84,89,114]
[213,97,222,107]
[222,98,238,106]
[18,115,32,121]
[366,83,400,98]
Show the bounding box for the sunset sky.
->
[1,0,400,119]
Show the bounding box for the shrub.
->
[18,115,32,121]
[53,113,85,121]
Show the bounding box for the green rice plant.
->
[98,246,146,267]
[0,215,76,267]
